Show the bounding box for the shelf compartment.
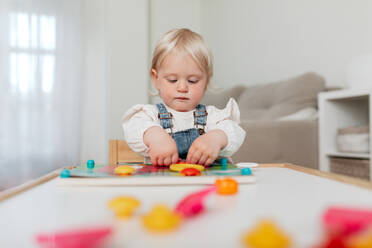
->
[330,157,370,181]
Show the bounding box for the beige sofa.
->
[202,72,326,169]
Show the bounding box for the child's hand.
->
[144,126,179,166]
[186,130,228,166]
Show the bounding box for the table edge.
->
[260,163,372,190]
[1,164,371,203]
[0,169,60,202]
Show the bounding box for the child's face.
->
[151,50,208,112]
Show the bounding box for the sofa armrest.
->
[232,120,318,169]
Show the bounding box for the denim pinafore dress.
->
[156,103,207,160]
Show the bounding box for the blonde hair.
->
[151,28,213,83]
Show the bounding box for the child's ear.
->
[150,69,160,90]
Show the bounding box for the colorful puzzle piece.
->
[315,206,372,248]
[347,228,372,248]
[322,206,372,236]
[114,165,135,176]
[181,167,201,176]
[142,204,183,233]
[242,219,292,248]
[170,163,205,172]
[107,196,140,219]
[36,226,112,248]
[215,178,238,195]
[175,186,216,218]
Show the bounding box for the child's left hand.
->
[186,130,228,166]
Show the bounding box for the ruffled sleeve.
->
[121,104,161,156]
[206,98,246,157]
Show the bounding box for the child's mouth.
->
[175,97,189,101]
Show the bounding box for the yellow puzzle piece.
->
[242,219,292,248]
[108,196,140,219]
[114,165,136,175]
[170,163,204,172]
[347,228,372,248]
[142,204,182,233]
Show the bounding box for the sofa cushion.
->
[201,85,246,109]
[277,107,318,121]
[238,72,325,121]
[232,120,319,169]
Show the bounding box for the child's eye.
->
[188,80,198,84]
[167,79,177,83]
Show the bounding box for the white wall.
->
[106,0,149,140]
[149,0,202,102]
[201,0,372,88]
[80,0,107,163]
[150,0,202,51]
[80,0,149,163]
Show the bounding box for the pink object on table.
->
[36,226,112,248]
[322,206,372,236]
[174,186,216,218]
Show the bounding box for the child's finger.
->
[198,153,209,165]
[157,157,164,166]
[208,151,219,166]
[185,149,194,163]
[151,156,158,166]
[163,156,171,166]
[185,148,194,162]
[189,150,201,164]
[205,157,214,166]
[171,153,178,164]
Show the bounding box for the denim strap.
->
[194,104,207,126]
[156,103,173,130]
[156,103,207,134]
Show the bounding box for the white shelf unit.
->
[318,89,372,181]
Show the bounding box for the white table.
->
[1,164,372,248]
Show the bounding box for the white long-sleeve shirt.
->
[122,98,246,158]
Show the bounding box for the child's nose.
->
[177,80,188,92]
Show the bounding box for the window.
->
[9,12,56,94]
[0,3,82,190]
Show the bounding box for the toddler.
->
[122,28,245,166]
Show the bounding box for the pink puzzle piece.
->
[322,206,372,236]
[36,226,112,248]
[175,186,216,218]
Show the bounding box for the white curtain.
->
[0,0,83,189]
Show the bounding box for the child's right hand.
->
[143,126,179,166]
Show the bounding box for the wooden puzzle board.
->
[56,163,256,186]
